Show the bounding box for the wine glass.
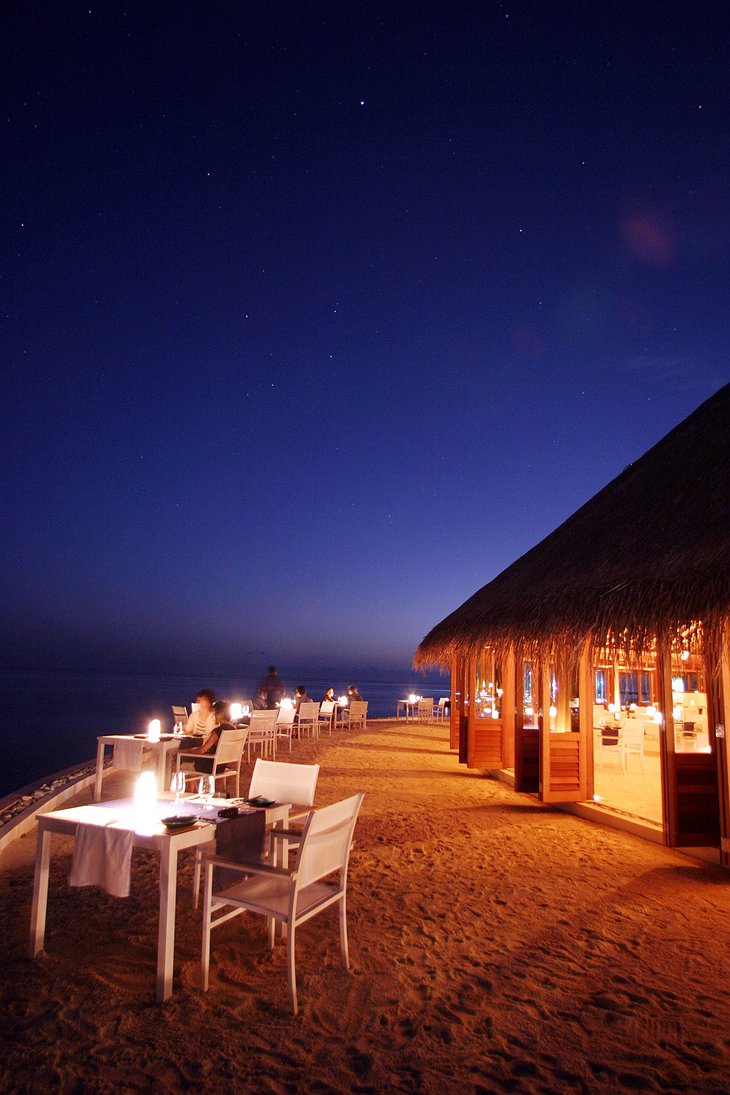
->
[198,775,215,806]
[170,770,185,806]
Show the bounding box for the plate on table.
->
[245,796,276,808]
[161,815,198,831]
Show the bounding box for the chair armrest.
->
[269,827,305,840]
[202,853,295,879]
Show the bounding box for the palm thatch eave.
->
[415,383,730,669]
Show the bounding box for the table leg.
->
[94,739,106,801]
[29,823,51,957]
[157,842,179,1002]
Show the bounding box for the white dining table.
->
[396,699,417,720]
[94,734,183,800]
[29,795,291,1002]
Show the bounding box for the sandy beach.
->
[1,719,729,1094]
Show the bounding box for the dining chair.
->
[246,710,278,761]
[200,792,364,1015]
[171,705,188,732]
[276,705,297,753]
[177,726,249,798]
[295,702,320,739]
[192,759,321,908]
[621,722,646,772]
[416,698,434,723]
[434,697,449,721]
[318,700,336,735]
[342,700,368,730]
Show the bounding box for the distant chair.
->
[434,697,449,721]
[416,698,434,723]
[177,726,248,798]
[597,722,622,770]
[276,705,296,753]
[247,710,278,761]
[622,722,646,772]
[342,700,368,731]
[200,792,365,1014]
[296,702,320,739]
[318,700,336,735]
[171,705,188,732]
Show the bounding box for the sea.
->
[1,663,449,797]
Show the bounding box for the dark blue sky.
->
[3,2,729,673]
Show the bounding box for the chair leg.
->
[286,923,298,1015]
[339,894,350,969]
[193,850,202,909]
[201,868,213,991]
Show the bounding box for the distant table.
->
[396,699,417,720]
[29,795,292,1002]
[94,734,183,800]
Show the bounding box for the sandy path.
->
[1,720,728,1094]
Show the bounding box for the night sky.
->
[4,2,729,674]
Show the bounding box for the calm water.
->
[1,664,449,796]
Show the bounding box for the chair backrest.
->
[349,701,367,717]
[417,698,433,716]
[214,726,248,767]
[622,722,644,744]
[298,702,320,720]
[320,700,335,716]
[437,697,448,709]
[277,706,296,727]
[249,710,278,729]
[248,758,320,806]
[296,793,364,889]
[172,705,188,719]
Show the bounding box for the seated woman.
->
[184,700,234,774]
[186,689,216,738]
[347,684,363,702]
[321,686,337,705]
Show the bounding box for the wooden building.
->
[415,383,730,865]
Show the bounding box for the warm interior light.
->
[524,706,533,717]
[680,649,690,661]
[608,703,618,714]
[672,678,685,692]
[646,705,656,717]
[548,705,557,718]
[338,695,348,706]
[148,719,161,742]
[230,703,242,721]
[653,710,663,724]
[280,697,294,711]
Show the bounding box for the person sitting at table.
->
[347,684,363,702]
[294,685,315,712]
[186,689,216,738]
[185,700,234,774]
[252,686,269,710]
[322,687,337,705]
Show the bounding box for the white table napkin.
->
[69,824,135,898]
[113,739,144,772]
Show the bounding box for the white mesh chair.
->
[247,710,278,761]
[434,697,449,721]
[296,702,320,739]
[200,792,364,1014]
[622,722,646,773]
[276,706,297,753]
[177,726,248,798]
[416,698,434,722]
[318,700,336,735]
[342,700,368,730]
[171,705,188,732]
[191,758,320,908]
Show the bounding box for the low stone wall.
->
[0,761,105,857]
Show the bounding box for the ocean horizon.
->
[2,662,449,796]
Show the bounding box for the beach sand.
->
[1,719,729,1094]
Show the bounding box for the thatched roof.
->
[415,383,730,668]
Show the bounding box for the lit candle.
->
[148,719,161,742]
[230,703,242,721]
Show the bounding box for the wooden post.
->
[579,638,593,801]
[502,645,516,770]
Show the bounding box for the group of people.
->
[181,669,364,771]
